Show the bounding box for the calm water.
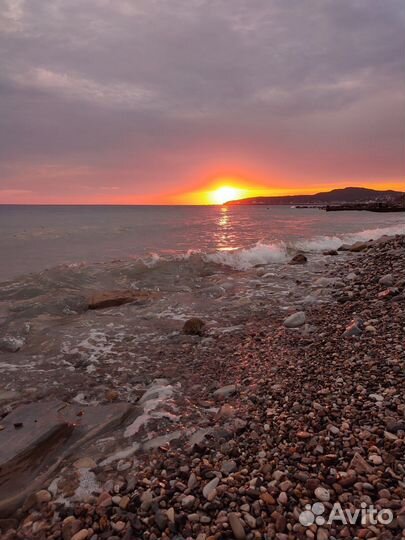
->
[1,205,404,281]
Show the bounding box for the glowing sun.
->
[210,185,245,205]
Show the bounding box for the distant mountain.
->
[226,187,404,206]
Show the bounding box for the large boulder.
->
[283,311,306,328]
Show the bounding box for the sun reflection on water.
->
[215,206,239,251]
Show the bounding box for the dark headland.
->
[226,187,405,212]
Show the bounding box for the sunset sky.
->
[0,0,404,204]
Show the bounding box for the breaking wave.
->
[295,223,405,254]
[202,223,405,270]
[204,242,288,270]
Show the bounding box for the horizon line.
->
[1,185,403,206]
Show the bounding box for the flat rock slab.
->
[0,400,133,516]
[87,290,155,309]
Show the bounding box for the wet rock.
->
[0,336,24,353]
[183,318,206,336]
[289,253,307,265]
[88,290,152,309]
[350,241,370,252]
[343,317,364,337]
[283,311,306,328]
[0,400,132,516]
[323,250,338,256]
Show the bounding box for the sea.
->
[1,204,404,282]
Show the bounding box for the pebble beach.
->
[1,234,404,540]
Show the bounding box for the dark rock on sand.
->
[182,317,206,336]
[289,253,307,265]
[323,249,338,256]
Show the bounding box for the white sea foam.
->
[200,223,404,270]
[295,223,405,252]
[204,241,288,270]
[61,328,116,364]
[73,468,101,501]
[295,236,343,252]
[124,379,178,438]
[344,223,405,242]
[99,443,140,466]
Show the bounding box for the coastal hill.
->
[226,186,404,206]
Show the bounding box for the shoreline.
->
[1,235,405,539]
